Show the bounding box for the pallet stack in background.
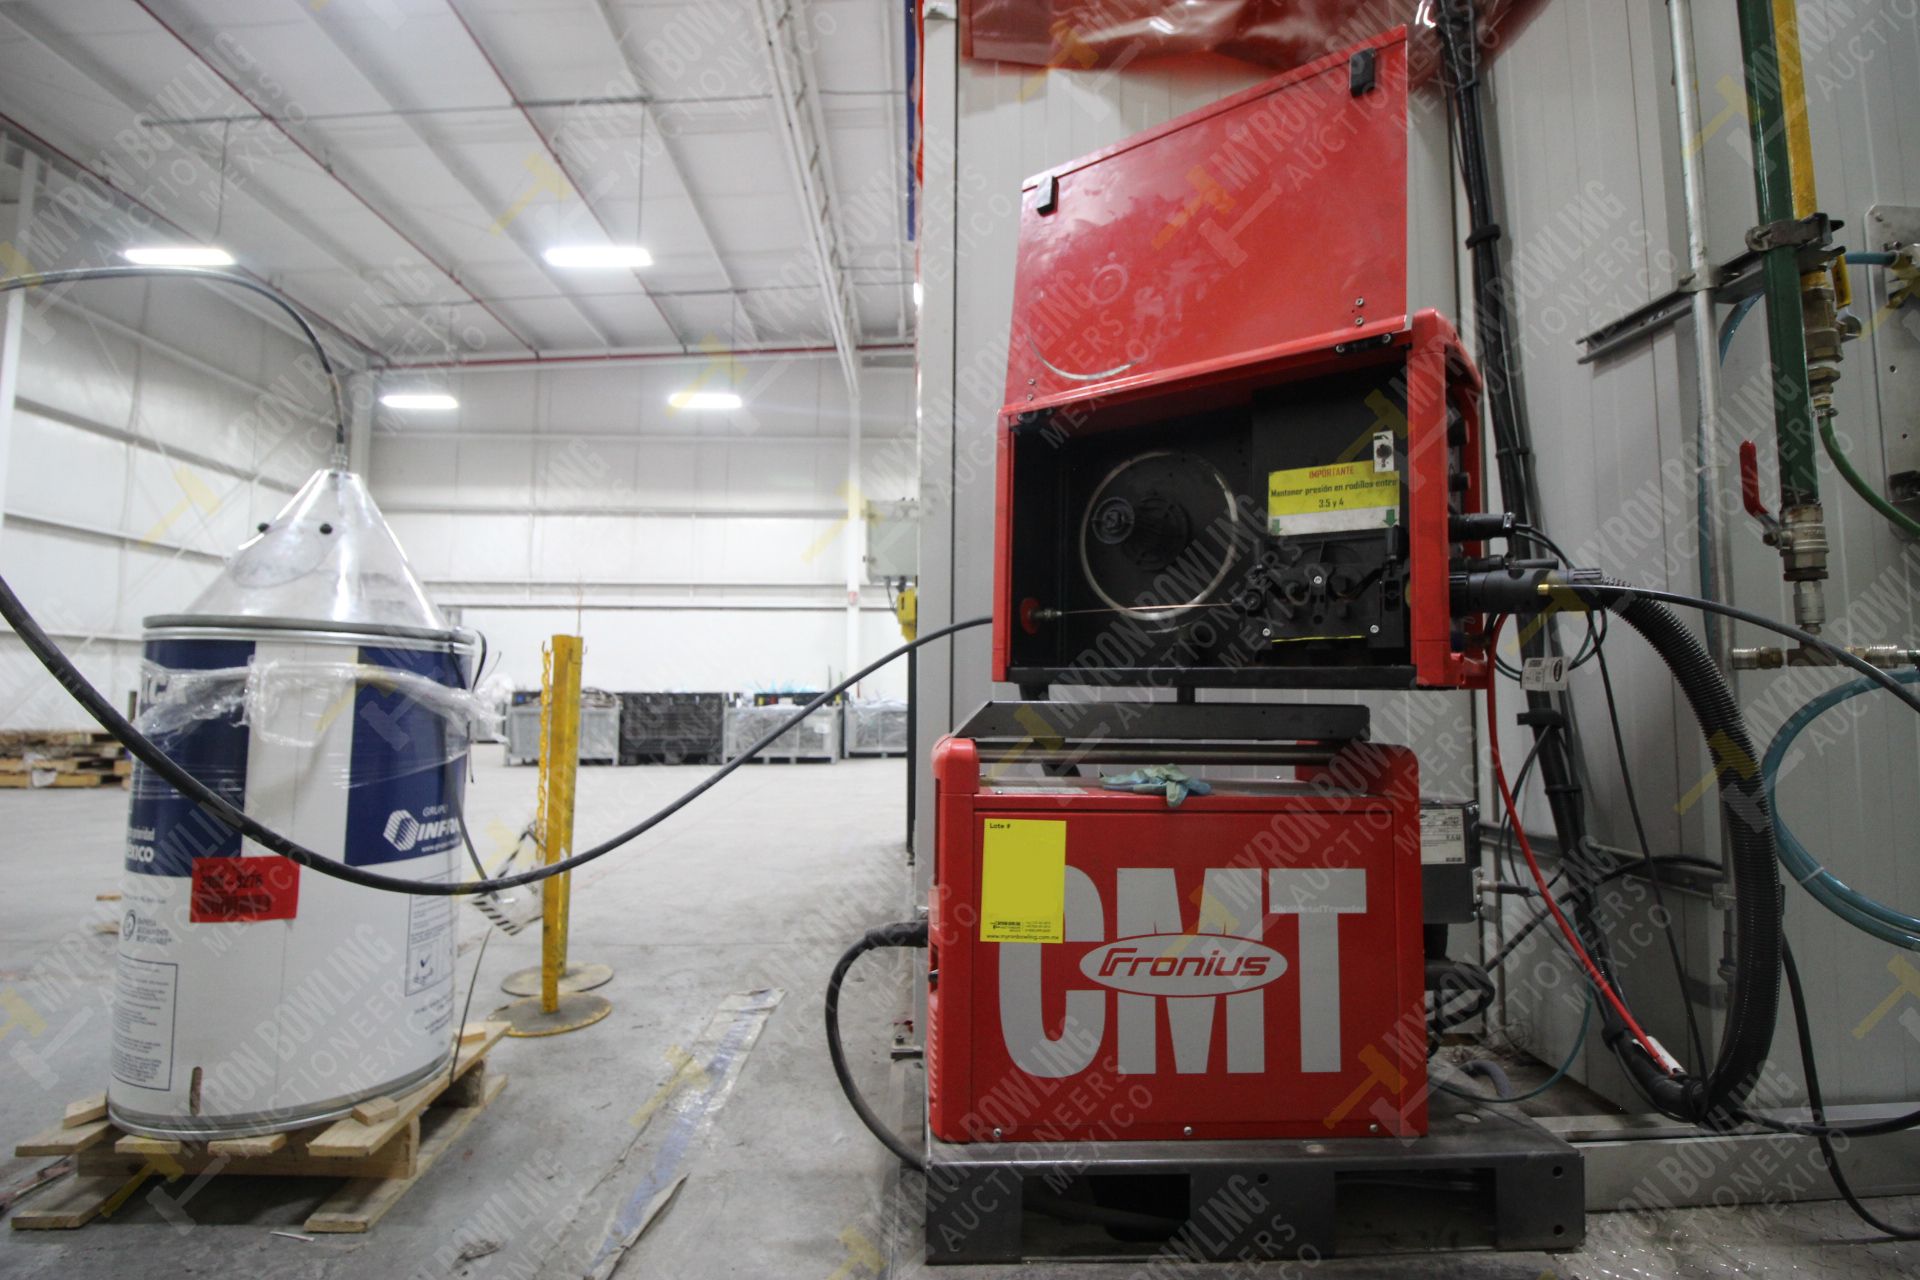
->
[0,731,130,790]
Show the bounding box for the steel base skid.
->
[923,1094,1583,1264]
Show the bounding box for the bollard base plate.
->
[496,992,612,1038]
[500,962,614,997]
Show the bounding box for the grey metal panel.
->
[1483,0,1920,1110]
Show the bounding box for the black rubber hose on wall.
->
[1598,584,1782,1121]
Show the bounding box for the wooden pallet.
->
[0,732,130,789]
[9,1021,508,1234]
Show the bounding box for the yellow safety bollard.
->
[499,636,613,1037]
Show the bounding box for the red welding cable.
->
[1483,616,1677,1075]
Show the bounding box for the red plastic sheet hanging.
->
[963,0,1546,78]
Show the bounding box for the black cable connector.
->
[1448,511,1519,541]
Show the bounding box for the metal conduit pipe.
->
[1667,0,1736,669]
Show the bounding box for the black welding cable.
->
[1427,958,1497,1035]
[824,919,1185,1238]
[0,559,989,896]
[0,267,349,453]
[1487,855,1725,975]
[1436,4,1626,1021]
[1593,627,1709,1074]
[1460,572,1785,1118]
[1773,940,1920,1237]
[1564,582,1920,718]
[1575,584,1781,1119]
[1475,570,1920,1117]
[1514,531,1700,1067]
[825,920,929,1171]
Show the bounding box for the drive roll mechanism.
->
[113,467,488,1139]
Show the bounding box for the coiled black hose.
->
[825,921,930,1172]
[1595,583,1782,1121]
[824,919,1187,1238]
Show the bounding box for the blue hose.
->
[1436,987,1595,1105]
[1762,669,1920,949]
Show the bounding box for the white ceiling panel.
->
[0,0,914,369]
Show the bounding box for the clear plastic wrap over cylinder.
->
[110,469,484,1139]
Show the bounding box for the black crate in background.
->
[617,692,726,765]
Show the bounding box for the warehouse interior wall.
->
[0,145,344,731]
[0,133,920,721]
[368,356,918,699]
[1480,0,1920,1110]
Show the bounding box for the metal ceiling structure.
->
[0,0,915,374]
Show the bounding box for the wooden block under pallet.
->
[94,1122,420,1181]
[63,1095,106,1129]
[205,1131,285,1158]
[306,1020,505,1160]
[15,1118,114,1158]
[306,1072,507,1234]
[9,1167,148,1231]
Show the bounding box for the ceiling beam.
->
[296,1,625,352]
[129,0,541,354]
[582,0,765,349]
[883,0,912,340]
[748,0,862,395]
[0,112,380,363]
[444,0,691,351]
[0,7,402,360]
[384,339,912,372]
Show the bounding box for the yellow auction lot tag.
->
[979,818,1066,943]
[1267,461,1401,535]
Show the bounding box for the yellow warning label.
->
[979,819,1066,943]
[1267,461,1401,535]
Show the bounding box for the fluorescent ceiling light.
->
[668,390,743,411]
[543,245,653,269]
[380,392,459,411]
[121,245,234,267]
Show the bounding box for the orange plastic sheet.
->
[963,0,1546,79]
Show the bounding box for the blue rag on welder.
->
[1100,765,1213,809]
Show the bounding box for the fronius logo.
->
[1080,934,1285,997]
[1001,865,1368,1079]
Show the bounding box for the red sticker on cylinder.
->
[189,857,300,922]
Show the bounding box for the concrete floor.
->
[0,753,1916,1278]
